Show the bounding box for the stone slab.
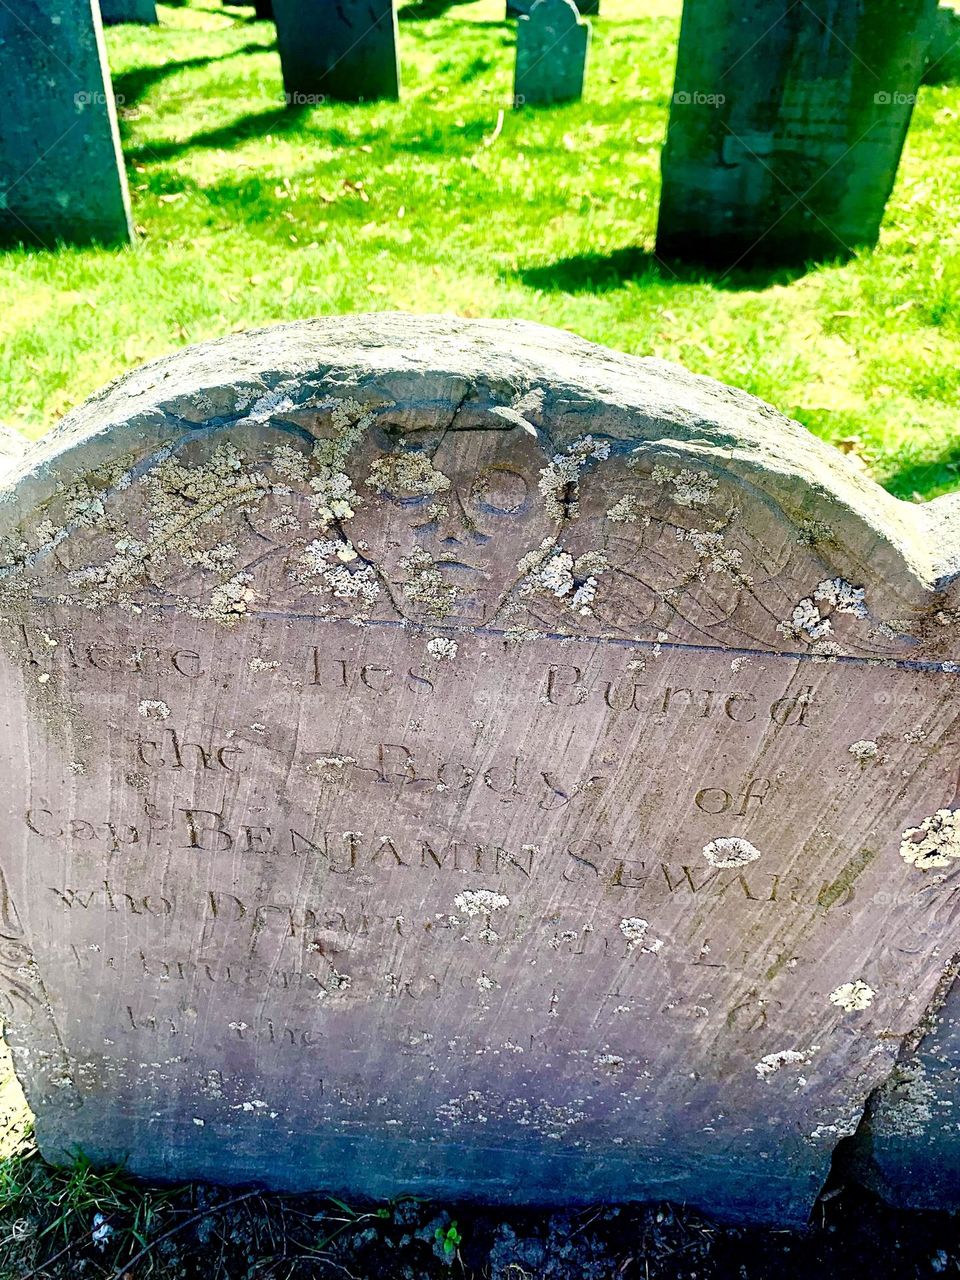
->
[515,0,589,106]
[98,0,157,23]
[0,0,133,248]
[1,316,960,1224]
[272,0,399,103]
[923,5,960,82]
[656,0,938,266]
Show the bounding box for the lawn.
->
[1,0,958,503]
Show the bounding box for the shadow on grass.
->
[223,0,275,17]
[123,102,340,164]
[124,101,483,165]
[884,441,960,501]
[112,42,275,110]
[515,246,818,294]
[399,0,478,19]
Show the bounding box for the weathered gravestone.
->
[923,5,960,83]
[272,0,399,103]
[0,0,134,247]
[515,0,589,106]
[657,0,938,266]
[2,315,960,1224]
[98,0,157,23]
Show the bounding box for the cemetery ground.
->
[2,1,960,1277]
[0,0,958,501]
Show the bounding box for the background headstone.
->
[0,0,134,248]
[1,315,960,1225]
[272,0,399,103]
[923,4,960,82]
[514,0,589,106]
[98,0,157,23]
[656,0,938,266]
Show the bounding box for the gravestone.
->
[514,0,589,106]
[0,0,134,248]
[1,314,960,1225]
[98,0,157,23]
[272,0,399,103]
[657,0,938,266]
[923,5,960,82]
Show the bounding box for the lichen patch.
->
[138,699,170,721]
[814,577,868,618]
[538,436,610,523]
[366,452,451,499]
[454,890,510,916]
[900,809,960,870]
[296,539,380,613]
[829,980,875,1011]
[399,548,461,619]
[606,495,645,524]
[702,837,762,868]
[676,528,748,581]
[778,578,867,645]
[755,1049,810,1081]
[778,597,833,642]
[619,917,663,955]
[427,636,458,661]
[651,465,717,507]
[516,538,609,616]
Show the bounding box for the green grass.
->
[1,0,958,500]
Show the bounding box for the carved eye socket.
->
[470,465,531,517]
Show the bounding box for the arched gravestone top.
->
[514,0,589,106]
[1,314,960,1224]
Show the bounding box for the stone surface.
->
[0,0,134,248]
[98,0,157,23]
[1,315,960,1224]
[657,0,938,267]
[923,4,960,82]
[514,0,589,106]
[272,0,399,103]
[852,965,960,1209]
